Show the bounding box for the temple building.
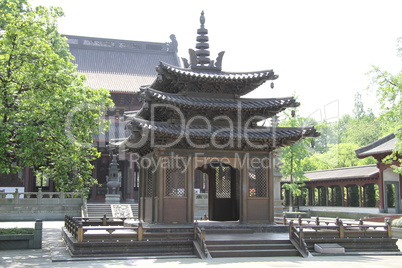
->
[0,34,181,202]
[115,12,319,224]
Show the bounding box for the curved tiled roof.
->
[127,117,318,141]
[355,133,396,159]
[118,117,318,156]
[140,87,299,111]
[151,62,278,96]
[158,62,277,81]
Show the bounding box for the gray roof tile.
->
[65,35,180,93]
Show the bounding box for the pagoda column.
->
[240,153,248,223]
[268,152,275,223]
[186,156,194,223]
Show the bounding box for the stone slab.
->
[314,243,345,254]
[111,204,133,218]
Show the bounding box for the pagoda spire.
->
[182,11,225,72]
[195,11,210,66]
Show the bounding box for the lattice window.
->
[145,167,153,197]
[216,166,231,199]
[165,158,186,197]
[249,160,267,197]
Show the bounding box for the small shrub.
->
[391,217,402,228]
[0,228,34,235]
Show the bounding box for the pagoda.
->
[116,11,319,224]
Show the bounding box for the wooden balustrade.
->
[64,215,195,243]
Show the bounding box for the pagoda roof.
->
[151,62,278,95]
[135,87,299,120]
[141,87,298,109]
[117,117,319,156]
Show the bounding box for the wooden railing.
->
[194,221,209,258]
[64,215,194,243]
[289,220,309,257]
[286,216,393,256]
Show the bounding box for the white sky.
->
[33,0,402,122]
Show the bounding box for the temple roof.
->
[117,117,319,156]
[117,118,318,156]
[355,133,396,159]
[65,35,180,93]
[133,87,299,120]
[151,62,277,95]
[139,87,298,109]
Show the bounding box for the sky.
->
[33,0,402,122]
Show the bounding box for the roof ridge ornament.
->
[181,11,225,72]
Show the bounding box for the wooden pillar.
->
[186,156,194,223]
[240,153,248,223]
[155,154,163,223]
[378,165,385,211]
[310,187,314,206]
[268,153,274,222]
[340,185,345,207]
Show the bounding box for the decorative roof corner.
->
[181,11,225,72]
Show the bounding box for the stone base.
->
[105,194,120,204]
[314,243,345,254]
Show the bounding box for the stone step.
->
[206,239,291,245]
[209,249,300,258]
[207,243,296,251]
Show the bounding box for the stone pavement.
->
[1,221,402,268]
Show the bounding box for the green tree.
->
[368,37,402,174]
[0,2,113,193]
[279,109,314,211]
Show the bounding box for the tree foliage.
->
[0,2,113,193]
[279,109,312,197]
[368,37,402,174]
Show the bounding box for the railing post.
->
[103,214,107,226]
[194,221,198,240]
[385,218,392,238]
[200,227,206,242]
[283,215,287,225]
[289,220,294,238]
[315,216,320,226]
[13,188,19,204]
[335,217,340,226]
[298,214,302,226]
[299,227,304,248]
[77,222,83,242]
[37,188,42,204]
[137,221,143,241]
[339,220,344,238]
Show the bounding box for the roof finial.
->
[200,10,205,27]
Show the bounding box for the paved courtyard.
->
[1,220,402,268]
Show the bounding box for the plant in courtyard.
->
[0,2,113,193]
